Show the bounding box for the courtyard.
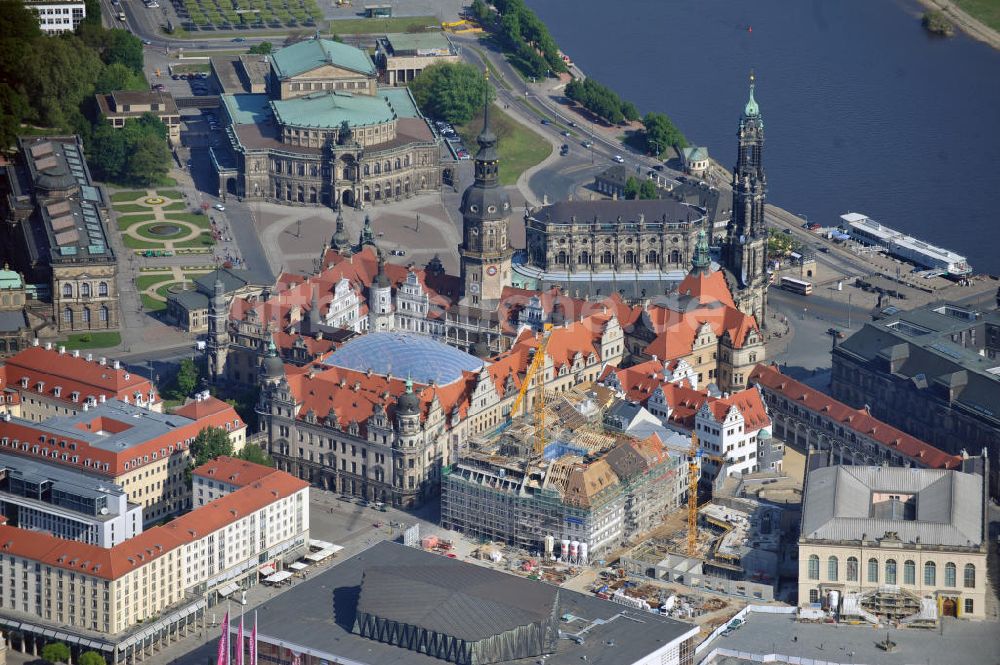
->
[111,189,217,254]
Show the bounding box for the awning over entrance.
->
[305,547,337,562]
[288,562,308,571]
[264,571,293,584]
[217,582,240,597]
[309,539,334,550]
[259,565,276,576]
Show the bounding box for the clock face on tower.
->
[486,265,498,277]
[468,283,480,294]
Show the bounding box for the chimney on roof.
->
[58,346,66,354]
[72,350,80,358]
[32,338,39,347]
[99,357,106,366]
[113,360,120,370]
[86,353,93,362]
[82,403,89,411]
[45,342,52,351]
[99,394,106,403]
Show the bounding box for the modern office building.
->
[375,32,459,86]
[0,452,142,547]
[240,540,700,665]
[22,0,85,33]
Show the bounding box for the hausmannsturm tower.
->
[459,72,513,309]
[723,73,769,327]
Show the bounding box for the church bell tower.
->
[723,72,769,326]
[459,71,513,308]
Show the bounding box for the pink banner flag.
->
[250,612,257,665]
[216,611,230,665]
[236,615,244,665]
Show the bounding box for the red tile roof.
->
[0,470,308,579]
[701,386,770,431]
[1,346,160,407]
[192,456,278,487]
[172,395,239,421]
[749,364,962,469]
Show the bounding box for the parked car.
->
[540,118,550,125]
[213,203,225,211]
[612,155,624,163]
[457,150,471,160]
[582,140,593,148]
[231,37,246,42]
[560,144,569,156]
[827,327,845,339]
[561,130,571,137]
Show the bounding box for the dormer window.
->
[36,382,44,392]
[53,386,62,397]
[70,391,80,402]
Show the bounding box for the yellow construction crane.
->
[687,432,727,557]
[508,323,554,455]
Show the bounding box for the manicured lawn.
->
[136,274,175,291]
[114,203,155,214]
[117,214,157,229]
[63,331,122,350]
[329,16,438,35]
[123,235,163,249]
[174,231,215,248]
[955,0,1000,31]
[163,202,188,211]
[110,190,148,203]
[165,212,211,229]
[158,190,185,199]
[141,294,167,311]
[457,104,551,186]
[134,221,189,241]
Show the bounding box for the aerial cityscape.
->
[0,0,997,664]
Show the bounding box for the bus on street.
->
[780,276,813,295]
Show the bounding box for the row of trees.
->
[483,0,567,79]
[41,642,105,665]
[565,77,638,125]
[623,176,659,200]
[408,62,494,124]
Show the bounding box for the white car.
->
[213,203,225,211]
[613,155,624,163]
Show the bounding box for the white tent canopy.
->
[264,571,292,584]
[288,562,308,571]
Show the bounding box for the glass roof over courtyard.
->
[322,332,484,385]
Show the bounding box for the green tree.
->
[0,83,31,151]
[237,444,274,467]
[103,29,144,72]
[79,652,107,665]
[639,179,658,200]
[173,358,200,399]
[623,176,640,200]
[408,62,494,124]
[767,228,796,257]
[470,0,491,24]
[249,41,273,55]
[95,62,146,94]
[126,131,170,185]
[621,100,639,122]
[643,111,687,155]
[42,643,71,664]
[87,122,128,181]
[190,427,234,467]
[0,0,42,39]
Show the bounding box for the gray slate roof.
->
[800,466,984,547]
[247,540,697,665]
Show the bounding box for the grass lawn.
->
[136,274,175,291]
[174,231,215,248]
[165,212,211,229]
[162,202,188,211]
[110,190,148,203]
[158,190,184,199]
[63,331,122,350]
[141,294,167,311]
[155,176,178,187]
[123,235,164,249]
[171,63,210,74]
[134,222,189,241]
[117,214,157,229]
[329,16,438,35]
[457,104,551,186]
[114,203,155,214]
[955,0,1000,31]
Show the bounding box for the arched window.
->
[846,557,858,582]
[669,249,681,264]
[807,555,819,580]
[624,250,635,264]
[945,562,956,587]
[297,185,304,203]
[364,164,370,176]
[904,560,916,585]
[384,160,391,172]
[885,559,897,585]
[63,308,73,325]
[395,158,401,170]
[827,556,838,581]
[556,251,567,265]
[404,155,410,167]
[646,250,658,264]
[62,284,73,298]
[374,163,381,175]
[964,563,975,588]
[602,251,613,265]
[867,558,878,583]
[98,282,108,297]
[100,306,109,322]
[82,308,91,324]
[310,187,318,203]
[924,561,936,586]
[81,283,91,298]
